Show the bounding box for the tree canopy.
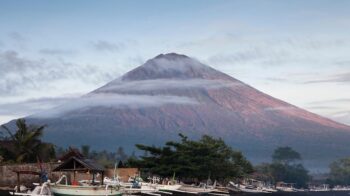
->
[254,146,309,188]
[0,119,55,163]
[328,158,350,185]
[272,146,301,165]
[128,134,253,181]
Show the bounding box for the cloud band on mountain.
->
[31,94,198,118]
[97,79,243,93]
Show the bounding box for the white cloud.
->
[0,96,77,116]
[32,93,197,118]
[263,106,296,112]
[90,40,124,52]
[98,79,243,93]
[0,50,117,96]
[39,48,76,56]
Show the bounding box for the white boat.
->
[9,169,53,196]
[261,186,278,193]
[51,175,122,196]
[308,184,330,192]
[50,184,121,196]
[107,175,181,194]
[332,185,350,191]
[275,182,297,192]
[10,182,52,196]
[176,182,228,195]
[228,180,275,193]
[148,183,182,191]
[51,156,123,196]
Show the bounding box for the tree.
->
[81,145,90,158]
[128,134,253,181]
[116,146,128,162]
[272,146,301,165]
[254,146,309,188]
[117,160,124,168]
[269,162,309,188]
[0,119,55,163]
[328,158,350,185]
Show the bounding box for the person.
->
[40,170,49,183]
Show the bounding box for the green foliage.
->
[117,160,124,168]
[81,145,90,158]
[272,146,301,165]
[254,163,274,182]
[254,146,309,188]
[269,163,310,188]
[0,119,55,163]
[328,158,350,185]
[89,150,116,168]
[116,146,128,162]
[128,134,253,181]
[58,145,134,168]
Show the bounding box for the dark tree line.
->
[128,134,253,181]
[56,145,135,168]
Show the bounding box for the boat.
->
[275,182,297,192]
[308,184,330,192]
[145,176,182,191]
[50,156,122,196]
[10,182,52,196]
[227,179,276,194]
[9,170,52,196]
[50,184,120,196]
[117,175,181,194]
[103,164,181,194]
[171,182,229,196]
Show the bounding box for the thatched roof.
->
[53,156,104,173]
[58,148,84,162]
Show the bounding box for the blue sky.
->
[0,0,350,125]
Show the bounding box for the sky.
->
[0,0,350,125]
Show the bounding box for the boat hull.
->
[51,185,122,196]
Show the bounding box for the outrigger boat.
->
[228,179,277,194]
[103,164,181,194]
[50,156,122,196]
[104,174,181,194]
[10,170,52,196]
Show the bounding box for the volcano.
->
[4,53,350,170]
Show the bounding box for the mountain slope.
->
[4,53,350,170]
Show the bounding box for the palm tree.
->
[1,119,46,163]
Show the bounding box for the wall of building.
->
[0,163,60,188]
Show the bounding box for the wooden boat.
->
[50,184,121,196]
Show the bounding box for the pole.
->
[17,172,20,192]
[101,172,104,185]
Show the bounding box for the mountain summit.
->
[5,53,350,170]
[120,53,232,81]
